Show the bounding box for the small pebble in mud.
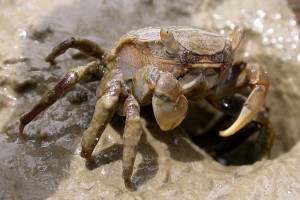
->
[28,25,53,42]
[2,57,29,65]
[0,93,16,107]
[66,91,88,103]
[10,77,37,93]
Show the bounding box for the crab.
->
[19,26,272,188]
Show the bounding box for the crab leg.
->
[45,37,105,63]
[219,63,269,137]
[80,69,123,158]
[122,94,142,189]
[19,61,100,135]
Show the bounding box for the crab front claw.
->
[153,94,188,131]
[219,85,267,137]
[132,66,188,132]
[219,63,269,137]
[152,72,188,131]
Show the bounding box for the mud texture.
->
[1,0,300,199]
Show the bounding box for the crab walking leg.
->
[255,123,274,159]
[219,63,269,137]
[122,94,142,188]
[19,61,100,135]
[80,70,123,158]
[45,37,105,63]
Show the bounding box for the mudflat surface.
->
[1,0,300,199]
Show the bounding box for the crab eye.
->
[160,28,179,55]
[160,29,173,42]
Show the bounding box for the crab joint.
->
[160,28,179,55]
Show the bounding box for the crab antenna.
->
[160,28,179,55]
[230,25,245,52]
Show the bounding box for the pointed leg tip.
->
[44,55,51,62]
[80,149,88,158]
[19,122,25,136]
[44,57,56,65]
[80,148,92,159]
[124,179,136,191]
[123,168,136,190]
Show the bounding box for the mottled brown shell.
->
[124,26,227,55]
[108,26,231,79]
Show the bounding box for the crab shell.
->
[106,26,244,131]
[108,26,242,78]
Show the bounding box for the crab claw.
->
[152,72,188,131]
[153,94,188,131]
[219,85,267,137]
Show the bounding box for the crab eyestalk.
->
[160,28,180,55]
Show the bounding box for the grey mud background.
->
[1,0,300,199]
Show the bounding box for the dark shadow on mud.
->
[182,96,273,166]
[86,143,123,169]
[84,131,160,190]
[141,106,205,163]
[85,106,205,189]
[84,115,159,189]
[109,115,161,189]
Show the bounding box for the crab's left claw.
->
[219,63,269,137]
[152,72,188,131]
[219,85,267,137]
